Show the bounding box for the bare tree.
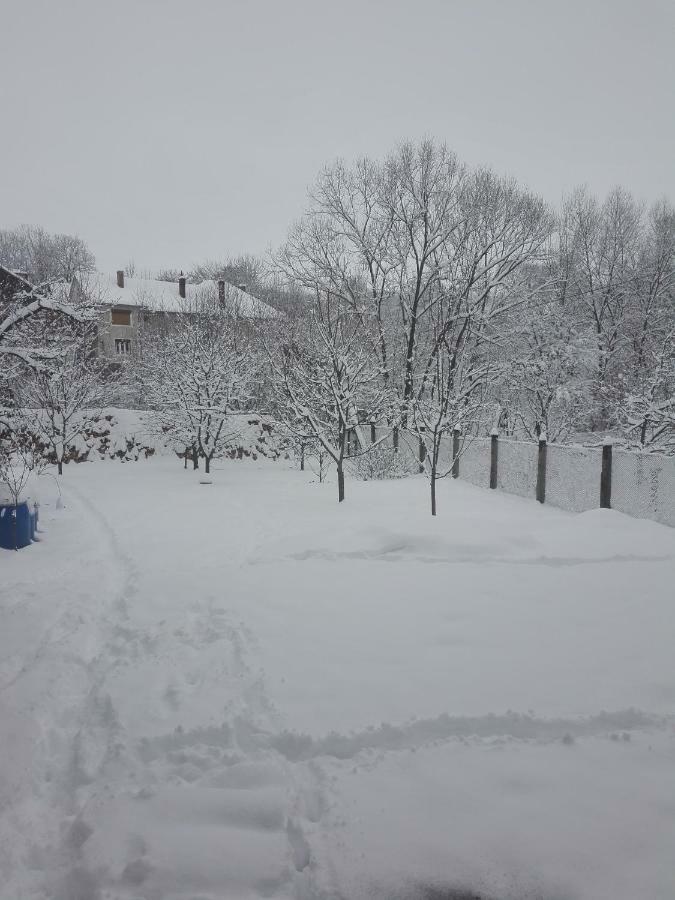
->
[501,298,592,442]
[560,188,642,406]
[278,141,468,411]
[142,292,255,474]
[615,330,674,452]
[278,140,552,434]
[412,342,493,515]
[19,350,114,474]
[267,291,393,502]
[0,225,95,283]
[0,426,44,507]
[628,199,675,385]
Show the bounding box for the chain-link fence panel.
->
[457,437,491,489]
[612,450,675,527]
[357,427,674,528]
[397,430,423,475]
[546,443,602,513]
[496,438,538,500]
[434,433,455,476]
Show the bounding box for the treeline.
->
[1,138,673,513]
[272,141,674,457]
[0,225,95,284]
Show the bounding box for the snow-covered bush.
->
[2,408,292,467]
[348,445,410,480]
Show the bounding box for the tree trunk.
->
[337,465,345,502]
[205,456,211,474]
[430,443,439,515]
[192,447,199,470]
[57,459,63,475]
[402,315,419,421]
[184,448,189,469]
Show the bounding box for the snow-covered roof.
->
[201,280,281,319]
[80,273,279,319]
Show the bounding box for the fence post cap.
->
[603,436,613,447]
[539,431,548,444]
[490,427,499,437]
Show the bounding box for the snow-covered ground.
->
[1,457,674,900]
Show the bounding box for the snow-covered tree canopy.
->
[0,225,95,283]
[0,281,97,389]
[276,139,674,454]
[277,140,553,413]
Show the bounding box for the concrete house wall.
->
[98,306,141,358]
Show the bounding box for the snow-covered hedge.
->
[7,408,291,466]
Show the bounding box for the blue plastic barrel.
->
[0,502,32,550]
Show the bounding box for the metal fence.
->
[351,428,675,528]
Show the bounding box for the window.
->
[115,339,132,355]
[111,309,131,325]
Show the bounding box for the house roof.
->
[201,279,281,319]
[80,273,280,319]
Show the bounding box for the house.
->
[71,270,279,359]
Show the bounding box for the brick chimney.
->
[218,280,225,305]
[116,270,125,288]
[178,275,186,299]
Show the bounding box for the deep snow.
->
[1,457,674,900]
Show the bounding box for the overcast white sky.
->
[1,0,673,274]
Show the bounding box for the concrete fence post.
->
[371,423,376,444]
[536,436,547,503]
[489,431,499,489]
[418,432,426,473]
[600,442,612,508]
[393,426,399,453]
[300,442,305,471]
[452,427,460,479]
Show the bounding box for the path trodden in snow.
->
[1,457,674,900]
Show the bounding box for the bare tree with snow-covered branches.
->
[18,349,116,474]
[267,291,394,502]
[141,293,256,473]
